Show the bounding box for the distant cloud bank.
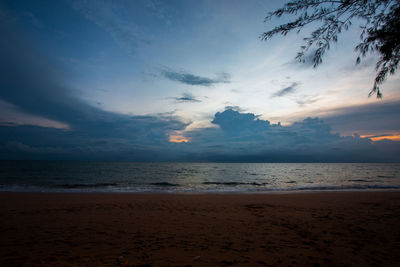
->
[1,105,399,161]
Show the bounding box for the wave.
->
[56,183,118,189]
[377,175,395,178]
[203,182,269,186]
[280,184,400,191]
[149,182,180,187]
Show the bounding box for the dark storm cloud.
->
[0,17,102,125]
[0,124,187,161]
[321,100,400,134]
[272,82,299,97]
[161,69,230,86]
[0,18,187,159]
[174,93,201,103]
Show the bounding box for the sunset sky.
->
[0,0,399,161]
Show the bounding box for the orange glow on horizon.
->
[361,134,400,142]
[169,135,189,143]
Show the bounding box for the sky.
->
[0,0,399,161]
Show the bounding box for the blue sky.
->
[0,0,399,161]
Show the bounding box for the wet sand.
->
[0,191,400,266]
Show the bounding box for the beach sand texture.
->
[0,192,399,266]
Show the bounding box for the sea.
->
[0,161,399,193]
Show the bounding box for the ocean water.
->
[0,161,399,193]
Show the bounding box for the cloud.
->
[161,69,230,86]
[224,106,244,112]
[0,100,69,129]
[182,108,400,162]
[174,93,201,103]
[0,18,188,159]
[272,82,299,97]
[0,16,398,162]
[320,100,400,135]
[296,94,320,106]
[0,124,188,160]
[368,133,398,138]
[212,108,269,133]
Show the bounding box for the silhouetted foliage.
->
[261,0,400,98]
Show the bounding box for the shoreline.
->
[1,187,400,194]
[1,191,399,266]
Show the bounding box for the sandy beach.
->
[0,191,399,266]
